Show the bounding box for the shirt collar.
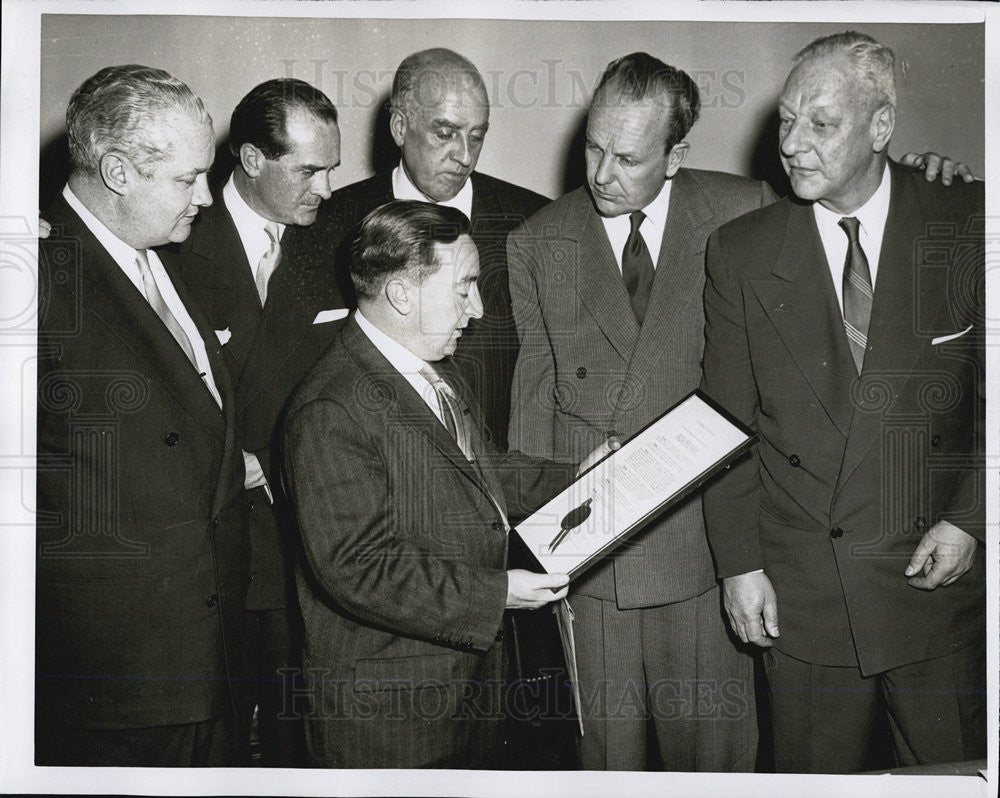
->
[640,177,672,230]
[812,163,891,242]
[354,309,434,376]
[223,174,285,240]
[62,183,143,272]
[392,163,474,219]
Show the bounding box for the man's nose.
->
[312,169,335,200]
[451,135,474,168]
[193,173,213,207]
[466,283,484,320]
[780,119,808,159]
[594,153,615,186]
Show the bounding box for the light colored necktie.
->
[255,221,281,305]
[839,216,874,374]
[135,249,198,368]
[420,366,476,463]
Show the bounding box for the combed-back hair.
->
[66,64,210,177]
[229,78,338,159]
[350,200,471,300]
[389,48,487,117]
[793,31,897,110]
[593,52,701,153]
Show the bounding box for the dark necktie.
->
[838,216,874,374]
[135,249,198,368]
[622,210,655,324]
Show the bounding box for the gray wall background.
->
[39,15,984,204]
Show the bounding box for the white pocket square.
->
[313,308,349,324]
[215,328,231,345]
[931,325,973,346]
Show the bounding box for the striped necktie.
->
[421,365,476,462]
[135,249,198,368]
[839,216,873,374]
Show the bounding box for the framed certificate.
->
[514,390,755,579]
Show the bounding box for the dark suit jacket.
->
[282,317,572,768]
[508,169,774,607]
[172,193,348,610]
[294,169,548,449]
[701,161,985,675]
[35,195,248,733]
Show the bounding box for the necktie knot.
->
[264,221,280,245]
[838,216,861,244]
[629,210,646,236]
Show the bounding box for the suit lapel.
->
[630,171,712,376]
[567,191,640,361]
[748,201,856,437]
[341,321,504,512]
[179,200,261,371]
[52,197,225,439]
[836,165,937,489]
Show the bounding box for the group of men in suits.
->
[36,32,984,774]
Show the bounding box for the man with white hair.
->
[36,64,248,766]
[702,31,985,772]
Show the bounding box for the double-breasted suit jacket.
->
[701,162,985,676]
[282,318,572,768]
[36,195,248,736]
[294,169,548,449]
[508,169,774,606]
[173,194,348,611]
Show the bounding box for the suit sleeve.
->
[507,224,559,460]
[491,449,575,523]
[700,229,765,577]
[284,397,508,652]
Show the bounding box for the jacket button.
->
[931,434,942,448]
[495,628,504,642]
[788,454,801,467]
[576,367,587,379]
[830,526,844,539]
[247,498,255,512]
[206,594,219,607]
[491,520,503,531]
[914,516,927,531]
[164,431,179,446]
[211,518,219,530]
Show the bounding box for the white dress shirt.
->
[599,178,673,272]
[354,310,447,425]
[223,174,286,276]
[62,184,222,408]
[812,163,891,313]
[391,163,474,219]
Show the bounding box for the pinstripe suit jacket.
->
[508,169,774,606]
[282,318,572,767]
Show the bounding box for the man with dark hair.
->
[172,77,344,766]
[282,199,608,768]
[701,31,985,773]
[36,64,247,766]
[508,50,770,772]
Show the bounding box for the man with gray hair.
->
[36,64,248,766]
[701,31,985,772]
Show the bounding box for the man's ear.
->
[871,104,895,154]
[99,152,130,196]
[239,142,267,178]
[388,107,408,149]
[665,141,689,179]
[384,277,412,315]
